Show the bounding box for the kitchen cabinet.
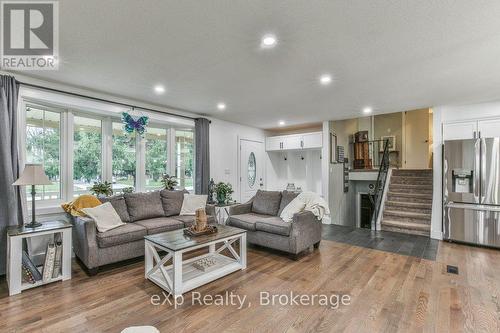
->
[443,118,500,141]
[443,121,477,141]
[478,119,500,138]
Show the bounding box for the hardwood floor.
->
[1,239,499,333]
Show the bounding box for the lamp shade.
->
[13,164,52,186]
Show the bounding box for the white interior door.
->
[404,109,430,169]
[240,139,264,203]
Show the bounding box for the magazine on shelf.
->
[21,250,42,281]
[22,264,36,284]
[42,243,56,282]
[52,240,63,278]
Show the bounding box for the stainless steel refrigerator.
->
[444,137,500,248]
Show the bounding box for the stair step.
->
[387,191,432,199]
[381,219,431,232]
[381,221,431,236]
[390,176,433,185]
[387,194,432,204]
[389,183,433,191]
[392,171,432,177]
[392,169,432,173]
[384,201,432,213]
[383,210,431,224]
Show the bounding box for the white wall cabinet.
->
[478,119,500,138]
[443,121,477,140]
[443,118,500,141]
[266,132,322,152]
[282,135,302,150]
[266,136,283,151]
[302,132,323,149]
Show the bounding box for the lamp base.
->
[25,221,43,229]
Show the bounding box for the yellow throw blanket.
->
[62,195,102,217]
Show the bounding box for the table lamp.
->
[13,164,52,228]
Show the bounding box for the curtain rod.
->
[16,80,201,121]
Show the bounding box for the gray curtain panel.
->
[194,118,210,194]
[0,75,22,275]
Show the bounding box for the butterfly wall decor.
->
[121,112,149,136]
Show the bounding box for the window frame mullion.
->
[62,110,74,201]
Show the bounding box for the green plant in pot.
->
[161,174,178,190]
[214,182,233,205]
[90,181,113,198]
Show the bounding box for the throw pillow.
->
[99,195,131,222]
[82,202,125,233]
[124,191,165,222]
[278,190,299,215]
[160,189,189,216]
[280,197,306,223]
[251,190,282,216]
[179,194,208,215]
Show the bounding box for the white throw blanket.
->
[280,191,330,222]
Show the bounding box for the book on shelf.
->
[42,243,56,282]
[52,239,63,278]
[22,250,42,281]
[22,264,36,284]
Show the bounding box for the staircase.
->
[381,169,433,236]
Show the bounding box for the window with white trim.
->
[21,99,195,207]
[175,129,194,191]
[25,105,61,201]
[73,115,102,196]
[112,121,136,194]
[145,126,168,192]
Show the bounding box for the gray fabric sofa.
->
[226,190,322,256]
[71,190,216,274]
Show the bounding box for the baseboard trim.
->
[431,230,443,240]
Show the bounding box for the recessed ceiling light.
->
[217,102,226,111]
[154,85,165,94]
[319,74,332,85]
[261,34,277,48]
[278,120,286,126]
[363,107,373,114]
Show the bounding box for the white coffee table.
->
[144,225,247,297]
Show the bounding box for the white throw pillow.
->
[280,197,306,223]
[179,194,208,215]
[82,202,126,233]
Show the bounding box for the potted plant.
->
[214,182,233,205]
[161,174,178,190]
[90,181,113,198]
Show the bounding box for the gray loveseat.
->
[71,190,215,274]
[226,190,322,256]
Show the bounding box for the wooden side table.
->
[6,220,72,296]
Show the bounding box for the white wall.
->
[431,100,500,240]
[208,118,267,202]
[266,149,322,193]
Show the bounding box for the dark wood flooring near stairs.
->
[382,169,433,236]
[322,224,438,260]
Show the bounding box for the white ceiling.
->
[16,0,500,128]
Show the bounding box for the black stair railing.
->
[369,139,390,230]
